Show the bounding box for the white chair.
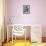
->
[12,25,25,43]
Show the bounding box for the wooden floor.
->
[3,40,46,46]
[2,37,46,46]
[3,40,31,46]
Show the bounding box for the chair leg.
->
[15,36,16,43]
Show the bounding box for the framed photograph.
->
[23,5,30,14]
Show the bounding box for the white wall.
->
[7,0,46,37]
